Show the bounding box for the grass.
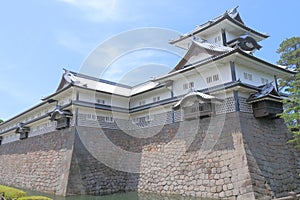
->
[18,196,53,200]
[0,185,26,200]
[0,185,52,200]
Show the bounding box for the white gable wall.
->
[110,95,129,108]
[225,31,239,42]
[130,88,171,108]
[235,63,275,87]
[173,73,206,97]
[188,52,213,64]
[203,31,223,45]
[172,63,232,97]
[78,89,129,108]
[200,64,232,87]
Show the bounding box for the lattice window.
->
[239,97,253,113]
[174,109,182,122]
[215,97,236,114]
[132,115,151,128]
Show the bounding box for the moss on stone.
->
[18,196,53,200]
[0,185,26,200]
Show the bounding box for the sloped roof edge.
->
[170,7,269,45]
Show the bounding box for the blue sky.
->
[0,0,299,120]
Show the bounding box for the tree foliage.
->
[276,37,300,91]
[278,72,300,148]
[277,37,300,148]
[0,119,3,123]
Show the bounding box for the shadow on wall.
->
[67,128,140,195]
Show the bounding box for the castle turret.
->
[170,7,268,53]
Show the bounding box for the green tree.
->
[277,37,300,148]
[276,37,300,91]
[278,72,300,148]
[0,119,3,123]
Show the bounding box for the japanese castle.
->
[0,7,295,145]
[1,7,300,200]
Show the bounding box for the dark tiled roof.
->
[170,7,268,44]
[247,83,282,103]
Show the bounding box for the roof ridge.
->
[63,69,133,89]
[170,7,269,45]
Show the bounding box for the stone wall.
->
[135,112,300,199]
[71,112,299,199]
[0,112,299,199]
[66,127,140,195]
[137,112,255,200]
[70,113,257,199]
[0,128,74,196]
[239,112,300,199]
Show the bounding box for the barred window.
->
[206,74,219,83]
[213,74,219,81]
[139,100,146,106]
[183,82,194,89]
[244,72,253,81]
[86,113,97,120]
[105,116,114,123]
[153,96,161,102]
[97,99,105,104]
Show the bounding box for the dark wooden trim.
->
[76,91,79,101]
[230,61,236,81]
[274,75,279,91]
[222,28,227,46]
[72,100,128,113]
[233,91,240,111]
[162,48,295,81]
[171,81,174,98]
[75,108,79,126]
[171,107,175,123]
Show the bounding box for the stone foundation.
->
[240,112,300,199]
[137,112,253,199]
[66,128,139,195]
[0,112,299,199]
[0,128,74,195]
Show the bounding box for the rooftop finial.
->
[229,6,239,15]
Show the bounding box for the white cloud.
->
[58,0,120,22]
